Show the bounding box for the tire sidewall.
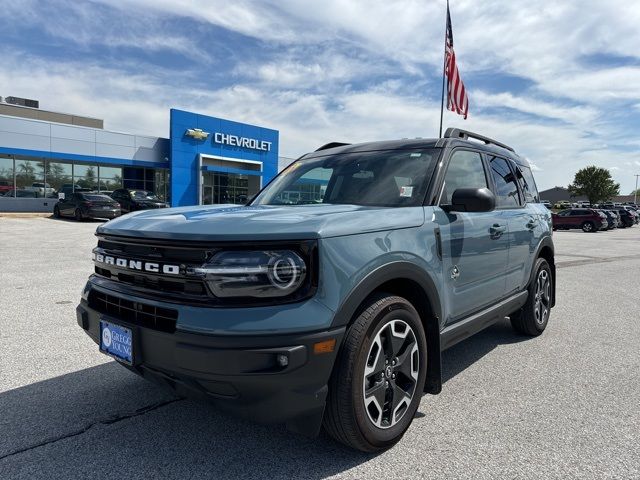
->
[582,221,593,232]
[351,299,427,448]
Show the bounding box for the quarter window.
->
[440,150,488,205]
[488,157,520,207]
[516,165,539,203]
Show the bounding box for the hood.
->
[134,200,166,205]
[97,204,425,241]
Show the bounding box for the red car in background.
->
[552,208,606,232]
[0,181,12,194]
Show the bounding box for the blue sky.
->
[1,0,640,193]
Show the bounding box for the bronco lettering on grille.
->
[92,252,180,275]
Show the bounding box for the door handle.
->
[489,224,506,237]
[526,218,538,230]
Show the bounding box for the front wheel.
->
[323,295,427,452]
[511,258,553,336]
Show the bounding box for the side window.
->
[516,165,539,203]
[488,156,520,208]
[440,150,488,205]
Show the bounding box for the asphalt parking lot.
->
[1,217,639,479]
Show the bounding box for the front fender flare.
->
[330,261,443,394]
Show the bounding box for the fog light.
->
[276,354,289,367]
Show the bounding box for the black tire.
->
[581,221,595,233]
[74,208,84,221]
[511,258,552,336]
[53,205,60,218]
[323,294,427,452]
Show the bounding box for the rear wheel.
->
[323,294,427,452]
[511,258,552,336]
[581,221,594,232]
[53,205,60,218]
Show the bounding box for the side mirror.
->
[443,188,496,213]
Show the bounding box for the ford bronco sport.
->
[77,128,555,452]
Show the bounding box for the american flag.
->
[445,3,469,119]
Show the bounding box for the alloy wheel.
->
[534,269,551,325]
[362,319,419,429]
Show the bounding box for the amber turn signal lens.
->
[313,338,336,354]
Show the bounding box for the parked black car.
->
[54,193,121,221]
[110,188,168,213]
[599,209,618,229]
[611,208,635,228]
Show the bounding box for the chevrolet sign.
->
[214,132,272,152]
[185,128,210,140]
[93,252,181,275]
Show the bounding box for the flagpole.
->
[438,0,448,138]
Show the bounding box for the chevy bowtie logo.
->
[185,128,209,140]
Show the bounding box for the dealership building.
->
[0,97,288,212]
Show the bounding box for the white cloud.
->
[2,0,640,193]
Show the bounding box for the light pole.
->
[635,174,640,205]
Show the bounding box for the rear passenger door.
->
[435,149,509,324]
[489,157,544,294]
[569,209,588,227]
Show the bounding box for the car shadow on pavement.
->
[48,215,105,223]
[441,318,528,384]
[0,320,528,479]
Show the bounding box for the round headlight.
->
[190,250,307,298]
[269,255,301,289]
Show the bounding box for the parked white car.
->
[24,182,55,197]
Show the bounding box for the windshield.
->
[252,148,440,207]
[130,190,159,200]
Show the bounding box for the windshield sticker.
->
[410,153,422,157]
[400,186,414,197]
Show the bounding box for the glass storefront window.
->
[202,171,260,205]
[74,163,98,190]
[98,166,122,192]
[154,170,167,201]
[15,157,45,197]
[0,157,165,201]
[46,161,73,197]
[0,156,14,196]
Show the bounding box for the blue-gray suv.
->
[77,128,555,452]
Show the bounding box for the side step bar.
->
[440,291,528,350]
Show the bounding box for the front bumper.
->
[76,286,345,436]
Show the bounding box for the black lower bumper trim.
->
[77,300,344,435]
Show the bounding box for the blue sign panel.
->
[100,320,133,364]
[169,109,279,207]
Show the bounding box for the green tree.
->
[568,166,619,204]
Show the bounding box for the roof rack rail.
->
[315,142,351,152]
[443,128,514,152]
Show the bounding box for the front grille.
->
[88,290,178,333]
[93,235,213,301]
